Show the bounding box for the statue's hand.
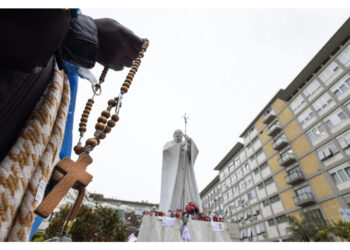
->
[94,18,143,71]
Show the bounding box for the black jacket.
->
[0,9,98,161]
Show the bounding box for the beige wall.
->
[259,128,270,144]
[299,152,320,176]
[309,174,332,199]
[274,170,287,190]
[272,98,286,113]
[321,198,342,222]
[268,154,281,173]
[278,107,293,126]
[291,135,310,156]
[280,189,295,210]
[255,116,265,133]
[288,210,302,221]
[284,120,301,140]
[263,140,275,158]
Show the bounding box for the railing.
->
[272,136,289,150]
[267,123,282,137]
[294,192,315,206]
[278,152,296,166]
[263,111,276,124]
[286,169,305,185]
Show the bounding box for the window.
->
[319,61,341,84]
[317,142,339,161]
[243,163,250,173]
[247,143,252,149]
[253,168,259,175]
[306,123,326,142]
[290,95,305,113]
[250,155,256,161]
[267,218,275,226]
[329,164,350,185]
[323,109,348,129]
[297,108,315,128]
[239,180,246,190]
[247,190,257,200]
[256,223,266,234]
[312,92,334,114]
[337,44,350,65]
[245,175,253,186]
[344,100,350,111]
[264,107,273,117]
[276,215,287,224]
[256,149,264,157]
[269,195,280,204]
[263,199,270,207]
[259,162,268,171]
[258,183,264,190]
[264,177,274,186]
[303,79,322,100]
[330,75,350,98]
[296,185,312,196]
[239,150,247,162]
[337,130,350,149]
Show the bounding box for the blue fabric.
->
[28,61,79,241]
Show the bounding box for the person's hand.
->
[94,18,143,71]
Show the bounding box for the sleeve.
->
[0,9,73,72]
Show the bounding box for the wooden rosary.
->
[35,39,149,234]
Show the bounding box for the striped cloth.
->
[0,62,71,241]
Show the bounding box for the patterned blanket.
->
[0,62,70,241]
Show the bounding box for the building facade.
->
[200,18,350,241]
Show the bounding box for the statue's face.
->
[173,130,183,143]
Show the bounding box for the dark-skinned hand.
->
[94,18,143,71]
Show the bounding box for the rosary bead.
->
[86,138,97,147]
[82,114,89,118]
[79,126,87,132]
[95,122,105,130]
[108,99,117,106]
[126,75,134,81]
[79,122,86,127]
[98,116,107,124]
[88,98,94,104]
[83,110,90,115]
[99,132,106,139]
[121,86,128,93]
[81,117,88,123]
[111,114,119,122]
[85,106,92,111]
[101,110,111,118]
[124,79,132,85]
[107,120,116,127]
[123,82,131,88]
[104,126,112,133]
[73,145,84,154]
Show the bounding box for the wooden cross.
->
[35,154,93,218]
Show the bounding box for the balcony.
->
[267,123,282,137]
[286,170,305,185]
[272,136,289,151]
[263,112,276,125]
[293,192,316,207]
[278,152,296,167]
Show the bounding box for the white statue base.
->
[137,215,239,242]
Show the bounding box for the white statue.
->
[159,129,201,213]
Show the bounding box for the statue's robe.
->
[159,138,201,212]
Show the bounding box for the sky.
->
[66,7,350,204]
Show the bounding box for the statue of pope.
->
[159,129,201,213]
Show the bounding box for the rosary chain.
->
[74,38,149,155]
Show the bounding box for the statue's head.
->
[173,129,184,143]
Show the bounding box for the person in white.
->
[159,129,201,213]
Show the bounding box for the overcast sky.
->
[67,8,350,204]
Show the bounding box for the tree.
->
[44,204,127,242]
[328,221,350,241]
[287,211,328,242]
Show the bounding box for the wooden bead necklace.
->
[74,39,149,155]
